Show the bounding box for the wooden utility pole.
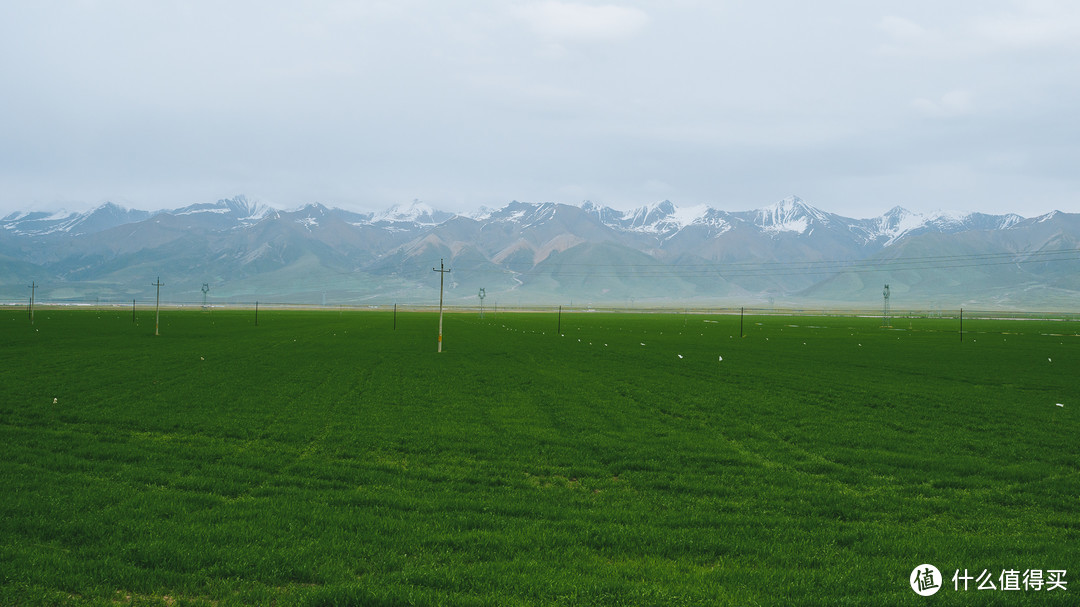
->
[28,282,36,324]
[393,303,397,330]
[558,305,562,335]
[960,308,963,342]
[152,277,164,336]
[255,301,259,326]
[433,259,451,352]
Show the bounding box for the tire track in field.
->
[710,419,906,521]
[256,347,381,499]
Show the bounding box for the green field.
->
[1,308,1077,605]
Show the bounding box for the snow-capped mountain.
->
[370,199,453,226]
[595,200,722,239]
[863,206,928,246]
[1,196,276,238]
[2,202,154,236]
[586,196,853,242]
[1,194,1076,308]
[171,195,273,222]
[750,196,833,235]
[847,206,1027,247]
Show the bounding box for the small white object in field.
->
[1056,403,1065,407]
[52,397,58,404]
[1048,358,1052,362]
[640,342,646,346]
[200,356,205,361]
[677,354,683,359]
[718,355,723,362]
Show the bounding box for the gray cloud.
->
[1,1,1078,218]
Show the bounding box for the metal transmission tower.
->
[432,259,451,352]
[882,284,891,328]
[478,288,486,319]
[201,283,210,310]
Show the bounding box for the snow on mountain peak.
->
[870,206,928,245]
[173,196,273,222]
[385,200,432,220]
[623,200,711,232]
[579,200,626,226]
[293,202,329,214]
[998,213,1023,229]
[927,209,970,226]
[373,199,450,225]
[227,195,273,221]
[624,200,676,230]
[468,206,495,221]
[670,204,711,229]
[880,205,920,226]
[580,199,724,237]
[755,196,826,234]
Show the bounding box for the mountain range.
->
[2,195,1078,310]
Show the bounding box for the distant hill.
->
[2,195,1077,310]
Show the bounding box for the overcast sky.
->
[2,1,1079,218]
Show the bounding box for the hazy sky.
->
[2,1,1079,218]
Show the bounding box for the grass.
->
[0,308,1077,605]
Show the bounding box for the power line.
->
[455,249,1080,279]
[313,246,1080,280]
[525,257,1080,278]
[446,247,1080,269]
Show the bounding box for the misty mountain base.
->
[3,195,1078,309]
[1,310,1076,606]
